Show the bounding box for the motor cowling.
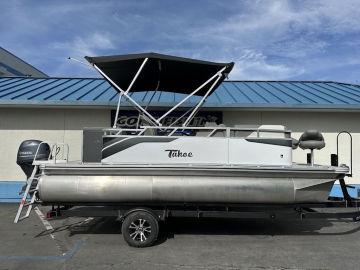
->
[17,140,50,179]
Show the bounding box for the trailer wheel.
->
[121,211,159,247]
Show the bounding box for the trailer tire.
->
[121,211,159,247]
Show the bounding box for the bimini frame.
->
[93,60,228,128]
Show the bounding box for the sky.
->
[1,0,360,82]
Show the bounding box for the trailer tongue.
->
[13,52,359,247]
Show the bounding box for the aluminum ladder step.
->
[14,165,39,223]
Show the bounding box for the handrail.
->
[104,126,291,132]
[337,131,353,176]
[102,125,291,138]
[32,142,69,165]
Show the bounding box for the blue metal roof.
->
[1,77,360,110]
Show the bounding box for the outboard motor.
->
[17,140,50,179]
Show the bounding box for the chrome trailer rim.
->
[128,218,152,242]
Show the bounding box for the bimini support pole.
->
[156,66,227,126]
[182,70,223,127]
[168,107,196,127]
[111,57,149,128]
[113,93,123,128]
[94,59,159,127]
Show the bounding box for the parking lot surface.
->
[1,203,360,270]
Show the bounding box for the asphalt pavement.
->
[1,203,360,270]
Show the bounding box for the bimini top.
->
[85,52,234,96]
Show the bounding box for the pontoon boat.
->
[14,53,355,247]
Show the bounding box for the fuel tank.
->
[38,175,335,204]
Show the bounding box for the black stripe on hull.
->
[103,136,129,148]
[245,138,293,147]
[102,137,177,159]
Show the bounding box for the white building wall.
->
[0,108,110,180]
[224,111,360,184]
[0,108,359,185]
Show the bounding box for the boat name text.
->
[165,149,193,158]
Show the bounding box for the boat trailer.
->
[43,130,360,247]
[46,197,360,222]
[42,195,360,247]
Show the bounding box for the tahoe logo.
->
[165,149,193,158]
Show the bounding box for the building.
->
[0,47,48,78]
[1,76,360,201]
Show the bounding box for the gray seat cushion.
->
[299,130,325,150]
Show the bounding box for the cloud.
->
[51,32,115,57]
[1,0,360,82]
[47,33,117,77]
[229,49,305,80]
[182,0,360,80]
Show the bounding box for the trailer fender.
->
[118,207,165,221]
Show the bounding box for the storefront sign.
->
[111,110,223,128]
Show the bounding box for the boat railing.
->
[33,142,69,165]
[103,126,291,138]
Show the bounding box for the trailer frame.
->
[45,198,360,222]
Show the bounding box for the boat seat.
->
[247,125,286,138]
[298,130,325,150]
[196,122,226,137]
[143,128,156,136]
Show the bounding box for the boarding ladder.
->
[14,142,69,223]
